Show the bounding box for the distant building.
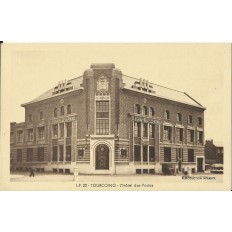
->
[205,140,223,164]
[10,63,206,175]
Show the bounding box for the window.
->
[38,147,44,161]
[52,124,58,138]
[60,106,64,116]
[176,128,183,142]
[164,110,170,120]
[66,146,71,161]
[149,107,155,116]
[177,113,182,122]
[27,148,33,162]
[67,104,72,114]
[188,149,194,162]
[38,127,45,140]
[17,130,23,143]
[54,108,58,117]
[142,106,148,115]
[149,124,155,138]
[28,114,32,123]
[134,104,140,114]
[149,146,155,162]
[188,115,193,124]
[164,147,171,162]
[163,126,172,141]
[197,131,203,144]
[59,123,64,138]
[198,117,202,126]
[52,146,58,161]
[176,148,183,160]
[134,145,141,161]
[17,149,22,162]
[59,145,64,161]
[40,111,44,120]
[143,146,148,162]
[96,101,109,135]
[143,123,148,137]
[134,122,141,137]
[10,132,14,143]
[27,128,34,141]
[66,122,72,137]
[187,129,194,143]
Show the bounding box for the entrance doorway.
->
[95,144,109,170]
[197,157,204,172]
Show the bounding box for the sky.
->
[2,43,231,145]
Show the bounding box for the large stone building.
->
[10,63,206,175]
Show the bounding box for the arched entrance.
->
[95,144,109,170]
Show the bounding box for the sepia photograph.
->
[0,43,231,190]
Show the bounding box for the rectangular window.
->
[188,149,194,162]
[66,146,71,161]
[66,122,72,137]
[38,147,44,161]
[134,122,141,137]
[27,148,33,162]
[38,127,45,140]
[134,145,141,162]
[149,146,155,162]
[52,124,58,138]
[52,146,58,161]
[197,131,203,144]
[17,149,22,162]
[10,132,14,143]
[164,147,171,162]
[59,123,64,138]
[27,128,34,141]
[17,130,23,143]
[59,145,64,161]
[163,126,172,141]
[143,146,148,162]
[176,128,183,142]
[187,129,194,143]
[149,124,155,138]
[96,101,109,135]
[143,123,148,138]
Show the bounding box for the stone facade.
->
[10,63,206,175]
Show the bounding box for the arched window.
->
[188,115,193,124]
[142,106,148,115]
[60,106,64,116]
[198,117,202,126]
[177,113,182,122]
[164,110,170,120]
[54,108,58,117]
[67,104,72,114]
[149,107,155,116]
[40,111,44,120]
[134,104,140,114]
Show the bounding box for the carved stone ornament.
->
[97,75,109,92]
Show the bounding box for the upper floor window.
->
[149,124,155,138]
[143,123,148,137]
[176,128,183,142]
[17,149,22,162]
[177,113,182,122]
[54,108,58,117]
[197,131,203,144]
[198,117,202,126]
[52,124,58,138]
[163,126,172,141]
[27,128,34,142]
[38,147,44,161]
[17,130,23,143]
[142,106,148,115]
[40,111,44,120]
[188,115,193,124]
[67,104,72,114]
[96,101,109,135]
[164,110,170,120]
[134,122,141,137]
[134,104,140,114]
[60,106,64,116]
[28,114,32,123]
[66,122,72,137]
[10,132,14,144]
[149,107,155,116]
[38,127,45,140]
[187,129,194,143]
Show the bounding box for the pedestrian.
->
[29,167,35,177]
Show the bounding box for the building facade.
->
[10,63,206,174]
[205,140,223,164]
